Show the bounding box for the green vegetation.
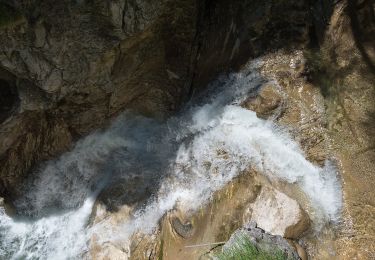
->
[215,235,287,260]
[0,3,23,28]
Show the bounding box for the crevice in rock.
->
[0,68,19,124]
[308,0,336,47]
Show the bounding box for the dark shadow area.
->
[347,0,375,158]
[0,69,19,124]
[361,110,375,159]
[0,1,23,27]
[304,0,374,97]
[0,80,18,123]
[191,0,317,92]
[308,0,336,47]
[303,47,360,98]
[347,0,375,75]
[12,112,177,217]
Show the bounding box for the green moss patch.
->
[215,235,287,260]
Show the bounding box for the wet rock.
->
[155,173,261,260]
[89,235,130,260]
[245,186,310,239]
[259,51,330,165]
[242,83,284,119]
[0,112,72,199]
[170,215,194,239]
[96,177,155,213]
[0,197,15,216]
[223,221,301,260]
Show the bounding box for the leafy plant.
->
[215,235,287,260]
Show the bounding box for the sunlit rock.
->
[245,186,310,239]
[89,236,129,260]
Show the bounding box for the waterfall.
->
[0,58,342,259]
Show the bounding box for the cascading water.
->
[0,58,342,259]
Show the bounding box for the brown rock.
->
[292,241,308,260]
[242,83,283,119]
[89,235,129,260]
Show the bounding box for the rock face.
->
[245,187,310,239]
[223,221,301,260]
[242,83,284,119]
[307,1,375,258]
[191,0,312,89]
[0,0,195,200]
[257,51,331,166]
[0,0,314,201]
[1,0,373,259]
[130,173,262,260]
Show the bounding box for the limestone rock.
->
[242,83,284,119]
[245,186,310,239]
[89,236,130,260]
[259,51,330,165]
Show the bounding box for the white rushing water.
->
[0,58,342,259]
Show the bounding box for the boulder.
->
[244,186,310,239]
[242,83,283,119]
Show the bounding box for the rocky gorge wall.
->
[0,0,374,259]
[0,0,198,200]
[312,0,375,257]
[0,0,313,201]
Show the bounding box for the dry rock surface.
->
[245,186,310,239]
